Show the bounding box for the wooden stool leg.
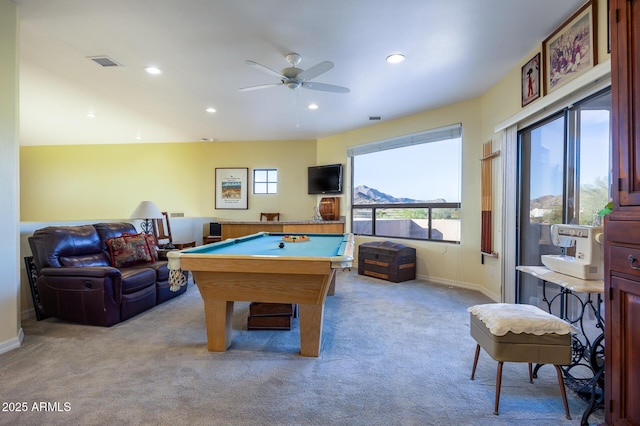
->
[554,364,571,420]
[471,344,481,380]
[528,362,533,383]
[494,361,503,415]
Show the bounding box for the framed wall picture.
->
[542,0,597,95]
[215,168,249,209]
[521,53,541,107]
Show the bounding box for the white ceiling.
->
[15,0,586,146]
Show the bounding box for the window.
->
[349,123,462,242]
[253,169,278,194]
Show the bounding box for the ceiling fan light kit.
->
[240,52,350,94]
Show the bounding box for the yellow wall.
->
[21,139,318,222]
[1,0,21,350]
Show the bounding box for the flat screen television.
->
[308,163,343,194]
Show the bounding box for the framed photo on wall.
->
[542,0,597,95]
[521,53,541,107]
[215,168,249,209]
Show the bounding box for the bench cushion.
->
[470,312,572,364]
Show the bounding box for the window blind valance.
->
[346,123,462,157]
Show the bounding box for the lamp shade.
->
[129,201,163,219]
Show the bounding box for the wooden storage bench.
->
[358,241,416,282]
[247,302,297,330]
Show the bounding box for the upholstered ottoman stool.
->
[468,303,577,419]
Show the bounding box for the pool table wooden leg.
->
[326,271,337,296]
[298,303,324,357]
[204,299,234,352]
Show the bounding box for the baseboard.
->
[416,273,500,302]
[0,327,24,355]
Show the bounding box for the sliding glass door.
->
[517,88,611,306]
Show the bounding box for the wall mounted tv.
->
[308,163,343,194]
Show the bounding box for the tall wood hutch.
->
[606,0,640,423]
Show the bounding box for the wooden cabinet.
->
[612,0,640,209]
[605,1,640,424]
[220,221,345,240]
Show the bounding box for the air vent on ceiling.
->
[88,56,122,67]
[369,116,382,121]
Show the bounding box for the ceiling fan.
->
[239,53,350,94]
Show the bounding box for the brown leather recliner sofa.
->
[28,222,188,327]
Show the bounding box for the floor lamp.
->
[129,201,163,234]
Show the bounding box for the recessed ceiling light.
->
[308,103,319,110]
[386,53,405,64]
[206,107,217,113]
[144,66,162,75]
[86,112,96,118]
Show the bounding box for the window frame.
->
[253,168,278,195]
[349,123,463,243]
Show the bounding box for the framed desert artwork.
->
[521,53,541,107]
[542,0,597,95]
[215,168,249,209]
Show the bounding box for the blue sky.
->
[353,138,462,202]
[529,110,610,199]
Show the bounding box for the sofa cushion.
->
[60,253,111,268]
[146,261,170,282]
[29,225,109,270]
[119,265,157,294]
[94,222,138,252]
[106,233,154,268]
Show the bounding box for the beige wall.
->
[21,139,318,222]
[0,0,22,352]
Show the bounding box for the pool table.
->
[167,232,354,356]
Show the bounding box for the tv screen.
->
[308,164,343,194]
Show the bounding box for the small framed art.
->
[521,53,541,107]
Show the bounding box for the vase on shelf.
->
[319,197,339,221]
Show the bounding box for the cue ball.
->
[278,242,285,248]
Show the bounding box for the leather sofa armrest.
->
[39,266,123,304]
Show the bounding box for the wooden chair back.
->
[260,212,280,221]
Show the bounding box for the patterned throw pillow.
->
[106,233,153,268]
[123,232,159,261]
[143,233,159,261]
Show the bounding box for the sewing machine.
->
[540,224,604,280]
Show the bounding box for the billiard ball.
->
[278,242,285,248]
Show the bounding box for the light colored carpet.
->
[0,270,604,425]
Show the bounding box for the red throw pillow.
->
[123,232,159,261]
[106,233,153,268]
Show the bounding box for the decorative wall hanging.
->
[542,0,597,95]
[521,53,541,107]
[481,141,500,260]
[215,168,249,209]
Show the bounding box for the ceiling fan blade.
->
[245,60,283,79]
[238,82,283,92]
[297,61,334,81]
[302,81,350,93]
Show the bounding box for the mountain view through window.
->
[351,133,462,242]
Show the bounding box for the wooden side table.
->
[203,235,222,245]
